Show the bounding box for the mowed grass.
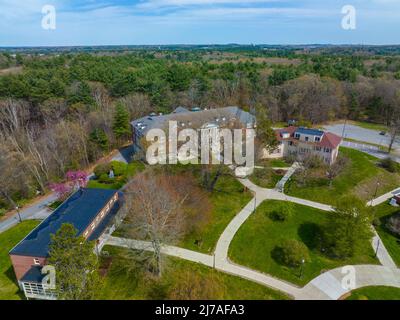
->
[249,168,284,189]
[285,147,400,205]
[373,203,400,267]
[181,174,252,253]
[229,201,378,286]
[87,161,145,190]
[0,220,40,300]
[98,246,290,300]
[350,121,388,132]
[345,286,400,300]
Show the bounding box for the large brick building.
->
[9,188,121,300]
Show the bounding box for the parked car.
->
[380,131,386,136]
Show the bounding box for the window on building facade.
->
[33,258,40,265]
[315,137,320,142]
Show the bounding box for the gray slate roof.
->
[131,106,255,137]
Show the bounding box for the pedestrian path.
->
[275,162,301,192]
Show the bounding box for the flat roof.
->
[10,188,118,258]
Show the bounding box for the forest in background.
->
[1,46,400,211]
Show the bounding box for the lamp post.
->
[375,239,380,258]
[15,206,22,223]
[370,181,380,207]
[299,258,305,279]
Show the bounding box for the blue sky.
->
[0,0,399,46]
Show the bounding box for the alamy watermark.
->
[341,5,356,30]
[145,121,256,173]
[42,5,56,30]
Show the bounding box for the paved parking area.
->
[324,123,399,149]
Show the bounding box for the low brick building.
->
[9,188,121,300]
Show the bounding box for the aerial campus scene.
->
[0,0,400,312]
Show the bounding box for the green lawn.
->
[0,220,40,300]
[373,203,400,267]
[249,168,284,189]
[345,286,400,300]
[256,158,292,168]
[98,246,290,300]
[229,201,378,286]
[87,161,145,190]
[181,174,252,253]
[285,147,400,205]
[350,121,388,132]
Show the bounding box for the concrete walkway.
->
[275,162,301,192]
[368,187,400,206]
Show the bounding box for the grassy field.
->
[0,220,40,300]
[345,286,400,300]
[285,147,400,205]
[87,161,145,190]
[350,121,388,132]
[229,201,378,286]
[98,246,290,300]
[181,174,252,253]
[249,168,284,189]
[373,203,400,267]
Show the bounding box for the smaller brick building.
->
[9,188,121,300]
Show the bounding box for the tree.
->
[324,196,373,259]
[278,239,310,267]
[326,156,348,187]
[255,105,278,159]
[112,102,130,143]
[48,223,103,300]
[123,172,188,277]
[89,128,109,152]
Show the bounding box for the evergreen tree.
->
[48,223,103,300]
[112,102,130,142]
[89,128,109,152]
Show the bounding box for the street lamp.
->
[299,258,305,279]
[370,181,380,207]
[375,239,380,258]
[15,206,22,223]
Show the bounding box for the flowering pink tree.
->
[50,171,89,201]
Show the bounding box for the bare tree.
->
[123,172,188,277]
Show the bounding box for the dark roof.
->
[295,127,324,137]
[10,188,118,258]
[20,266,45,283]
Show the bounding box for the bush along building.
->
[265,126,342,165]
[9,188,122,300]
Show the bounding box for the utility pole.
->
[341,119,347,139]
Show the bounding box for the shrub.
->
[386,213,400,236]
[0,208,5,217]
[379,157,398,173]
[98,173,112,184]
[279,239,310,267]
[110,161,127,176]
[94,163,112,178]
[372,218,381,227]
[270,203,293,222]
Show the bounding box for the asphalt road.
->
[324,123,400,150]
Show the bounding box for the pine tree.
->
[113,102,130,142]
[89,128,109,152]
[48,223,103,300]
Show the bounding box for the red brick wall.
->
[10,255,47,280]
